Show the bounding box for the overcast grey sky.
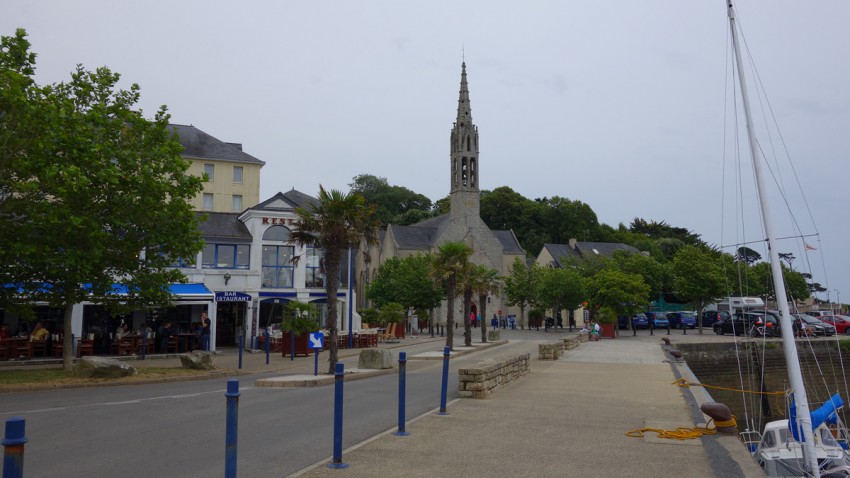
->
[5,1,849,305]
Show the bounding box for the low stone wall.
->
[538,341,565,360]
[458,353,530,399]
[563,334,584,350]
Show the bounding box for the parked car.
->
[632,313,649,329]
[806,311,830,318]
[792,313,836,336]
[819,315,850,335]
[648,312,669,328]
[666,311,696,329]
[701,310,730,328]
[713,312,778,336]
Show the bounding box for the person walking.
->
[200,312,211,350]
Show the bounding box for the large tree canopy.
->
[0,29,205,369]
[348,174,433,226]
[366,255,444,313]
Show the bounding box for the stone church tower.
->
[449,62,481,220]
[355,62,525,326]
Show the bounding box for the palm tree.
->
[289,186,379,373]
[429,241,472,350]
[471,265,501,343]
[458,262,476,347]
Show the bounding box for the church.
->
[356,63,525,325]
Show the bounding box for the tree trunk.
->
[520,305,526,330]
[325,252,341,374]
[445,277,456,350]
[63,302,74,371]
[479,293,488,343]
[463,288,472,347]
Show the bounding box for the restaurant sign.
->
[215,291,252,302]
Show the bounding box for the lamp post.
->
[223,272,231,286]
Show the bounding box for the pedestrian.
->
[491,313,498,330]
[200,312,211,350]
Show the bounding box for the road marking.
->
[0,386,256,416]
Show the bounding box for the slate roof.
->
[391,225,440,249]
[252,190,319,211]
[493,230,525,255]
[198,212,252,242]
[543,241,640,267]
[168,124,265,165]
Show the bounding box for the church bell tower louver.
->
[449,62,481,219]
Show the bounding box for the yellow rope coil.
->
[625,417,737,440]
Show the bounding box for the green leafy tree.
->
[289,186,379,373]
[366,255,444,320]
[586,269,650,334]
[735,246,762,265]
[429,241,472,350]
[671,245,726,333]
[349,174,433,225]
[611,250,668,299]
[0,30,205,370]
[748,262,811,305]
[503,258,543,329]
[538,267,586,328]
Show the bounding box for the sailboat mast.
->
[726,2,820,476]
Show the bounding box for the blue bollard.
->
[394,352,409,436]
[327,363,348,469]
[264,328,270,365]
[224,380,239,478]
[3,417,27,478]
[290,331,295,361]
[437,347,450,415]
[238,335,243,370]
[314,349,319,376]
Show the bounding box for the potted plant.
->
[596,307,618,339]
[280,302,318,357]
[379,303,406,339]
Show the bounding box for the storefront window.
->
[306,247,324,288]
[262,245,294,288]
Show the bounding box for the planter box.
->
[600,323,616,338]
[281,332,312,357]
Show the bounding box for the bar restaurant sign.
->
[216,292,252,302]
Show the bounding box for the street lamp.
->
[223,272,231,285]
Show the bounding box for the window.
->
[169,255,196,268]
[203,193,213,211]
[262,225,290,241]
[262,245,294,288]
[306,247,325,288]
[233,166,243,184]
[232,195,242,212]
[204,164,215,181]
[202,244,250,269]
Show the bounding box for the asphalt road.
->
[0,336,541,478]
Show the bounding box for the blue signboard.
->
[309,332,324,349]
[216,291,252,302]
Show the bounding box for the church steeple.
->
[450,62,480,196]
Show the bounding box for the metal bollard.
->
[224,380,239,478]
[238,335,243,370]
[394,352,409,436]
[327,363,348,469]
[3,417,27,478]
[437,347,450,415]
[290,331,295,361]
[264,328,270,365]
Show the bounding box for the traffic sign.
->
[309,332,324,349]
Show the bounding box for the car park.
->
[792,313,836,336]
[701,310,730,328]
[713,312,777,336]
[649,312,669,328]
[632,313,649,329]
[666,311,697,329]
[818,315,850,335]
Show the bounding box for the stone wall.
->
[458,353,530,399]
[563,334,585,350]
[538,341,564,360]
[679,340,850,424]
